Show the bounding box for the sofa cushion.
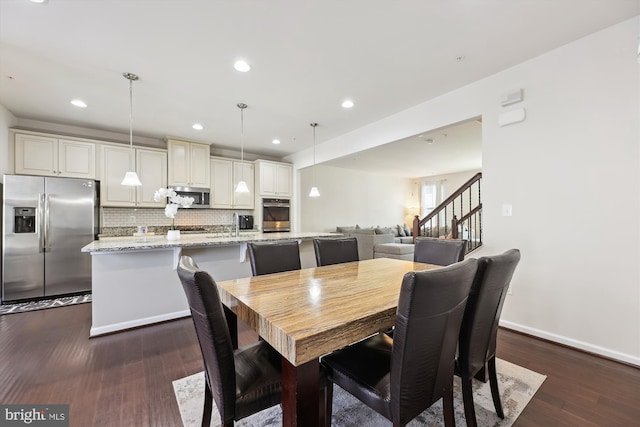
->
[336,225,356,233]
[374,242,415,255]
[398,236,414,244]
[375,227,395,236]
[352,228,375,235]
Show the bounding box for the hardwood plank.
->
[0,302,639,426]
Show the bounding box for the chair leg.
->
[461,377,477,427]
[322,382,334,427]
[442,388,456,427]
[201,380,213,427]
[488,356,504,419]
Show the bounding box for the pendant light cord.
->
[129,78,134,170]
[238,103,247,183]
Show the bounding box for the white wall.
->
[299,164,413,232]
[0,104,18,180]
[290,17,640,365]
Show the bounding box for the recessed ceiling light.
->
[272,139,281,145]
[234,60,251,72]
[30,0,48,3]
[341,99,354,109]
[192,123,203,130]
[70,99,87,108]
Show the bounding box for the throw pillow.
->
[336,226,355,233]
[397,225,406,237]
[404,224,412,236]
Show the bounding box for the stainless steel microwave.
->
[169,186,210,208]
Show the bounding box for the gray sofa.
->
[336,225,414,260]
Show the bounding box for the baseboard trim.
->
[499,320,640,368]
[90,309,191,337]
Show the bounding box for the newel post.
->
[412,215,420,243]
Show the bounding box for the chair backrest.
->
[313,237,359,266]
[457,249,521,377]
[247,240,301,276]
[413,236,467,265]
[176,256,236,422]
[391,258,478,423]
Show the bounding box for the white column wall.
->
[291,17,640,365]
[0,104,17,180]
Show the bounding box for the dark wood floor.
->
[1,303,639,427]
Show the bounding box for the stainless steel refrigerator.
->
[1,175,99,302]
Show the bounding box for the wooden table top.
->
[216,258,439,366]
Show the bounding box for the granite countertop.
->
[81,231,339,253]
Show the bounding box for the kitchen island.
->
[81,232,336,337]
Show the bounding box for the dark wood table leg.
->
[281,358,320,427]
[223,305,238,350]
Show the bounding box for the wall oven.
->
[262,198,290,232]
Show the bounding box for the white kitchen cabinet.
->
[15,133,96,179]
[100,144,168,207]
[136,148,167,207]
[210,158,233,209]
[255,160,292,198]
[233,161,255,209]
[210,157,254,209]
[167,139,210,188]
[100,145,134,206]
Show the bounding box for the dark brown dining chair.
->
[247,240,301,276]
[176,256,282,427]
[414,236,467,265]
[321,258,479,427]
[456,249,521,427]
[313,237,359,266]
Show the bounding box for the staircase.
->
[412,172,482,254]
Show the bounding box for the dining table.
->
[215,257,440,426]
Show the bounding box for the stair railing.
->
[412,172,482,253]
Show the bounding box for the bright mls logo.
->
[0,405,69,426]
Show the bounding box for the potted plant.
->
[153,188,194,240]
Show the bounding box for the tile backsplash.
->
[101,207,254,234]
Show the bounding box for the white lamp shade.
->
[121,171,142,186]
[309,186,320,198]
[235,180,250,193]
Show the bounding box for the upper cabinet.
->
[210,157,254,209]
[15,133,96,179]
[136,148,168,207]
[255,160,292,198]
[233,161,255,209]
[99,144,167,207]
[210,157,233,209]
[167,138,210,188]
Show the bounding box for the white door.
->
[58,139,96,179]
[15,134,57,176]
[233,162,254,208]
[100,145,134,206]
[189,143,211,187]
[136,148,167,206]
[211,158,233,208]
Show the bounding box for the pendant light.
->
[235,103,250,193]
[308,122,320,198]
[121,72,142,186]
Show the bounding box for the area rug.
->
[0,293,91,315]
[173,358,545,427]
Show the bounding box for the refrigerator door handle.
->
[43,193,50,253]
[38,193,45,253]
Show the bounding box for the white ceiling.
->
[0,0,637,171]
